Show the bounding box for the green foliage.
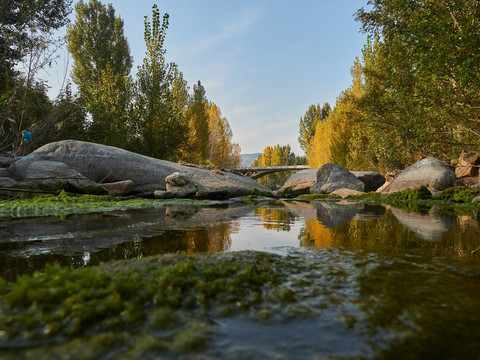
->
[435,187,480,203]
[133,6,188,160]
[182,81,210,163]
[66,0,133,147]
[298,102,330,153]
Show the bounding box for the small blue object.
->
[22,130,32,142]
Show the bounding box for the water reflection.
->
[1,201,480,280]
[390,206,456,241]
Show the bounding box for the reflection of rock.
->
[390,207,455,241]
[284,200,363,227]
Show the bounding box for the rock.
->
[165,172,199,198]
[0,155,12,168]
[376,180,392,193]
[277,168,318,197]
[472,196,480,203]
[386,157,456,193]
[331,188,365,198]
[455,150,480,178]
[153,190,175,199]
[351,171,385,192]
[9,140,270,196]
[101,180,134,196]
[21,160,107,194]
[195,189,229,200]
[310,163,364,194]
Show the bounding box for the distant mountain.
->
[240,153,261,167]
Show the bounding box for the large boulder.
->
[386,157,456,193]
[310,163,364,194]
[9,140,270,197]
[351,171,385,192]
[22,160,108,194]
[277,168,318,196]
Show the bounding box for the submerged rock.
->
[8,140,270,197]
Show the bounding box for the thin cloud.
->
[192,7,261,54]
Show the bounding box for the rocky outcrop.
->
[8,140,270,197]
[455,150,480,178]
[385,157,456,193]
[277,168,318,196]
[165,172,198,198]
[351,171,385,192]
[310,163,364,194]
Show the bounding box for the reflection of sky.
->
[228,213,304,253]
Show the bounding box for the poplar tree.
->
[183,81,209,164]
[66,0,132,146]
[135,5,187,160]
[298,102,330,152]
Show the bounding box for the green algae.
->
[0,249,370,358]
[0,190,224,218]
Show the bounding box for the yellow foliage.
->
[299,219,334,248]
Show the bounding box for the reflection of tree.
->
[299,219,334,248]
[254,208,297,231]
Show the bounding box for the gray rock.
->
[101,180,134,196]
[23,160,107,194]
[351,171,385,192]
[166,172,192,187]
[165,172,199,198]
[472,196,480,203]
[0,156,12,168]
[277,168,318,196]
[9,140,270,197]
[310,163,364,194]
[386,157,456,193]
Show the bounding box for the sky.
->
[43,0,369,156]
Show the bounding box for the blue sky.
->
[44,1,369,155]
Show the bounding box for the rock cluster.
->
[278,156,464,198]
[0,140,270,198]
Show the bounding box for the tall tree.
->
[206,102,241,168]
[66,0,132,145]
[183,81,210,164]
[134,5,187,160]
[298,102,330,153]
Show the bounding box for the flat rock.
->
[310,163,364,194]
[386,157,456,193]
[101,180,134,196]
[9,140,270,197]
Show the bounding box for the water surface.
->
[1,200,480,359]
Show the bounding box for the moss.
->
[296,193,341,200]
[435,186,480,202]
[278,187,295,198]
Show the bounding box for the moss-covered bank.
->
[0,250,357,358]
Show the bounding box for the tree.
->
[66,0,132,145]
[253,144,306,185]
[355,0,480,162]
[183,81,210,163]
[206,102,241,168]
[298,102,330,153]
[0,0,72,153]
[0,0,72,89]
[134,5,187,160]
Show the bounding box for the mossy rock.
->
[435,187,480,203]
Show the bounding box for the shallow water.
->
[1,199,480,359]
